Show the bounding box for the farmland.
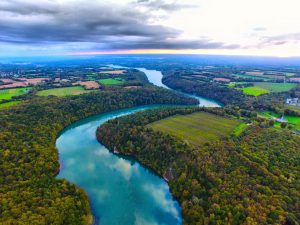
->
[233,73,270,80]
[239,82,297,96]
[148,112,241,146]
[240,86,270,96]
[37,86,95,97]
[227,82,248,87]
[0,87,30,100]
[0,101,22,110]
[258,111,300,129]
[99,70,126,75]
[98,78,125,85]
[254,82,297,92]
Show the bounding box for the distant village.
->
[286,98,300,107]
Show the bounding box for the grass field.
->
[0,101,22,110]
[37,86,94,97]
[258,111,300,129]
[227,82,248,87]
[0,88,30,100]
[285,105,300,114]
[233,73,270,80]
[148,112,241,146]
[233,123,248,136]
[98,78,125,85]
[240,86,270,96]
[254,82,297,92]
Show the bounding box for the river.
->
[113,66,222,107]
[56,67,221,225]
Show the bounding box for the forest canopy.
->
[97,107,300,225]
[0,87,196,224]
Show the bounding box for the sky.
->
[0,0,300,57]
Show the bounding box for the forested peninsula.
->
[0,87,196,224]
[97,107,300,225]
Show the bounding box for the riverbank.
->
[0,87,194,224]
[55,89,196,225]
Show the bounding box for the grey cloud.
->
[0,0,235,52]
[105,39,240,50]
[136,0,195,11]
[258,33,300,47]
[0,0,58,15]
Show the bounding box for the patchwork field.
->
[0,101,22,110]
[254,82,297,92]
[0,87,30,100]
[37,86,95,97]
[148,112,241,146]
[240,86,270,96]
[98,78,125,85]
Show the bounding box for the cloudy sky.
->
[1,0,300,57]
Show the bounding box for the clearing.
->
[99,70,126,75]
[37,86,95,97]
[0,87,30,100]
[254,82,297,92]
[148,112,241,146]
[98,78,125,85]
[258,111,300,129]
[0,101,22,110]
[240,86,270,96]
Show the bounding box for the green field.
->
[258,111,300,129]
[233,73,270,80]
[148,112,241,146]
[240,86,270,96]
[233,123,248,136]
[0,88,30,100]
[98,78,125,85]
[254,82,297,92]
[0,101,22,110]
[227,82,248,87]
[37,86,94,97]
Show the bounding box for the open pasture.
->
[240,86,270,96]
[37,86,95,97]
[0,101,22,110]
[99,70,126,75]
[148,112,241,146]
[98,78,125,85]
[0,88,30,100]
[254,82,297,92]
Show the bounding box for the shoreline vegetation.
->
[0,87,196,224]
[97,107,300,225]
[1,64,299,224]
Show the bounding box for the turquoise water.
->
[136,67,222,107]
[57,106,182,225]
[57,67,221,225]
[113,66,222,107]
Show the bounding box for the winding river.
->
[56,67,221,225]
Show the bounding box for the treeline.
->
[0,87,196,224]
[97,107,300,225]
[163,75,296,115]
[163,76,246,106]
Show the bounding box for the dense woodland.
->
[162,75,299,116]
[163,76,245,106]
[97,107,300,225]
[0,87,196,224]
